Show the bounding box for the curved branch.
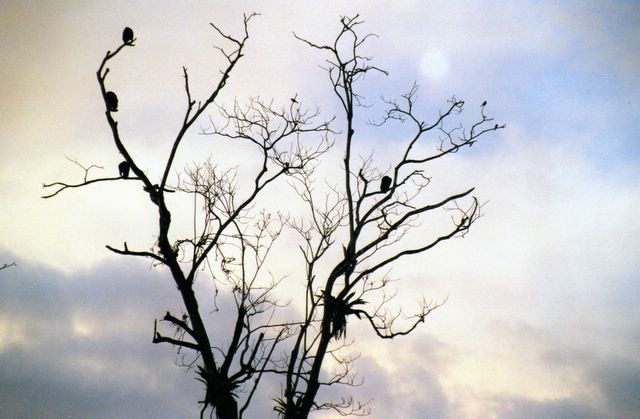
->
[362,298,445,339]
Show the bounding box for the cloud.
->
[468,319,640,419]
[0,252,342,418]
[478,354,640,419]
[360,337,457,418]
[0,253,203,418]
[490,395,603,419]
[2,2,639,418]
[311,334,458,418]
[588,357,640,418]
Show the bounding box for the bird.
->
[122,27,134,44]
[481,100,487,107]
[380,176,392,193]
[494,123,499,129]
[105,91,118,112]
[118,161,130,178]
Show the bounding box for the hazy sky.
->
[1,1,639,418]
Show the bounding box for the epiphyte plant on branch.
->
[42,13,504,419]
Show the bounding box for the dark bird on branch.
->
[481,100,487,107]
[106,91,119,112]
[122,27,134,44]
[118,161,130,178]
[380,175,392,193]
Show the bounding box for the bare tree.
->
[273,15,504,418]
[43,13,503,419]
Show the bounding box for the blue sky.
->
[1,1,639,418]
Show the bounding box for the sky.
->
[1,0,639,418]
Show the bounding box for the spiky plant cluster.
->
[325,293,367,339]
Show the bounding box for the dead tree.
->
[43,14,331,419]
[42,13,503,419]
[273,15,505,418]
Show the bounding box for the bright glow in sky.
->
[1,1,639,418]
[420,49,450,81]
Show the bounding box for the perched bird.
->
[105,91,119,112]
[122,27,134,44]
[380,176,392,193]
[494,123,499,129]
[481,100,487,107]
[118,161,130,178]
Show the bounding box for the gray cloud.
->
[490,396,603,419]
[589,357,640,418]
[0,251,464,418]
[0,252,210,418]
[0,251,339,419]
[341,336,458,418]
[480,319,640,419]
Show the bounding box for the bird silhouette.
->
[481,100,487,107]
[380,176,392,193]
[118,161,130,178]
[106,91,119,112]
[122,27,134,44]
